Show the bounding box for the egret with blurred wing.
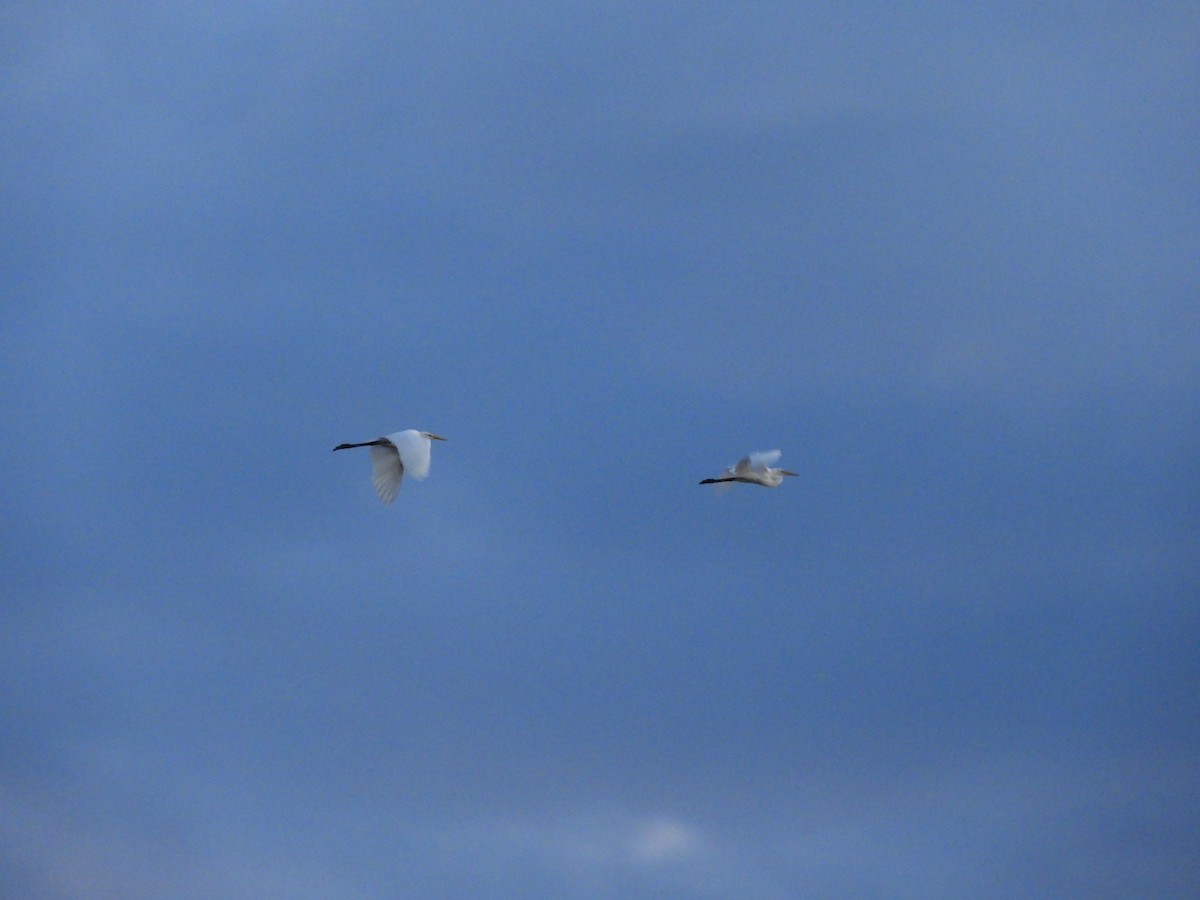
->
[699,450,797,488]
[334,429,447,504]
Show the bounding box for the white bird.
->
[699,449,798,488]
[333,429,447,503]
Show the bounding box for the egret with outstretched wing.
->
[700,449,797,489]
[334,429,447,503]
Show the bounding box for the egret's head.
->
[422,432,448,441]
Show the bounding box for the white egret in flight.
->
[699,450,798,488]
[333,429,447,503]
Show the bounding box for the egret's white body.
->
[333,429,447,503]
[700,450,798,489]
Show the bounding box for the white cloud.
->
[628,815,700,865]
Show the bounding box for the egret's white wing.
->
[746,450,782,471]
[730,456,753,475]
[388,429,433,479]
[369,444,404,503]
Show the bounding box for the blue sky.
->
[3,3,1198,897]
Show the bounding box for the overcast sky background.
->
[2,3,1198,897]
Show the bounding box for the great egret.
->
[699,450,798,488]
[333,429,447,503]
